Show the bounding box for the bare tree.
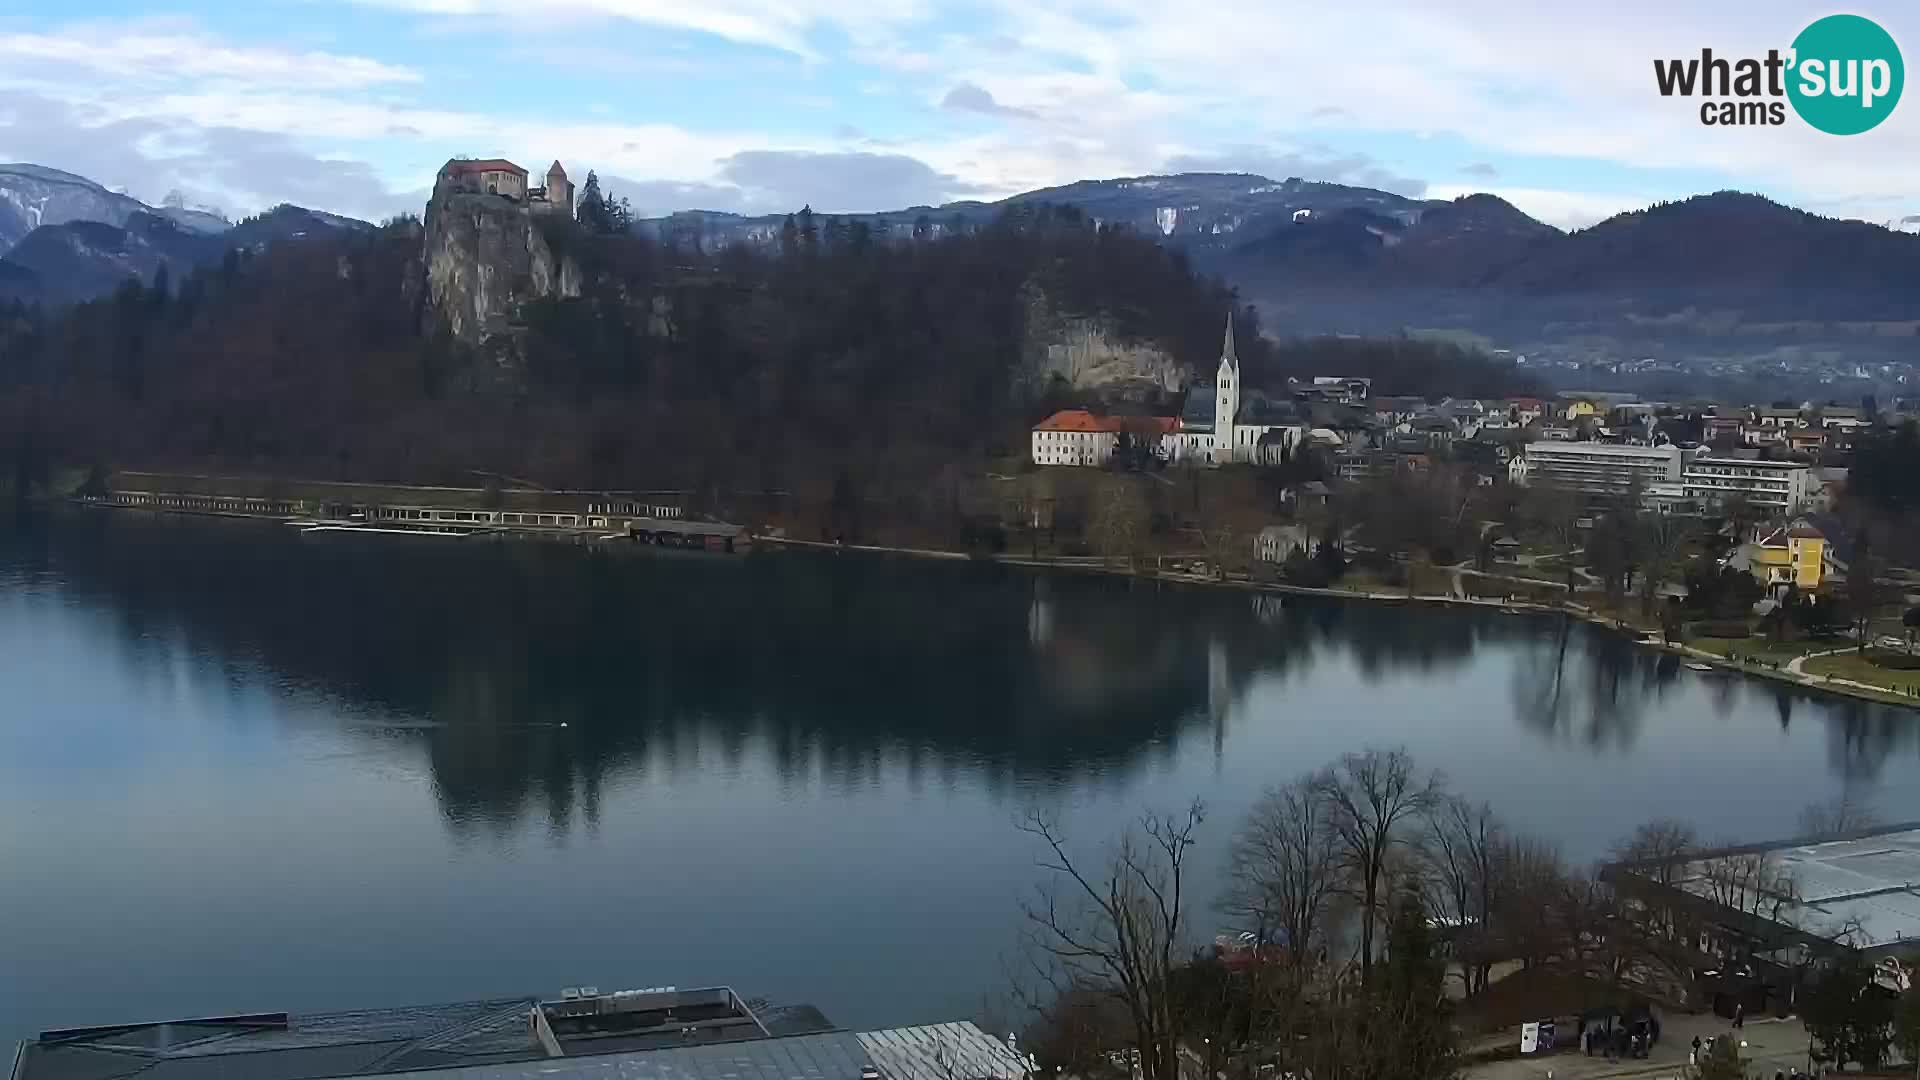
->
[1612,818,1699,946]
[1228,780,1343,954]
[1018,802,1205,1080]
[1419,795,1504,995]
[1488,833,1568,972]
[1636,513,1696,617]
[1311,748,1441,985]
[1698,847,1802,967]
[1798,790,1882,838]
[1090,479,1150,572]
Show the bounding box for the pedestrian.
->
[1689,1048,1697,1067]
[1734,1003,1744,1029]
[1692,1035,1702,1059]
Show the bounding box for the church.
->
[1031,313,1305,468]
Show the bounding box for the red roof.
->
[443,158,526,176]
[1032,410,1177,434]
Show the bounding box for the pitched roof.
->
[1220,311,1238,373]
[1031,410,1176,435]
[443,158,527,176]
[548,160,569,179]
[1032,409,1114,432]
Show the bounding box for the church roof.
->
[548,160,570,179]
[1221,312,1238,373]
[1180,385,1217,431]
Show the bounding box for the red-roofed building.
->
[1031,410,1179,467]
[439,158,529,201]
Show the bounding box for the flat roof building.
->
[1605,825,1920,1010]
[10,987,1029,1080]
[1681,456,1814,513]
[1519,441,1690,495]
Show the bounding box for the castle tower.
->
[1213,311,1239,464]
[547,161,574,218]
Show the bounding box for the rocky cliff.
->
[1017,285,1188,398]
[422,189,580,347]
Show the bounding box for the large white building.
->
[1681,456,1815,513]
[1030,409,1177,467]
[1519,441,1691,495]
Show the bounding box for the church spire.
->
[1221,310,1238,372]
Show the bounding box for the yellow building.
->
[1563,398,1600,421]
[1745,523,1826,591]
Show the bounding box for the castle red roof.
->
[443,159,526,176]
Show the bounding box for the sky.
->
[0,1,1914,230]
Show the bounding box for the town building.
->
[1751,405,1806,429]
[10,985,1030,1080]
[1254,524,1317,564]
[1029,409,1176,467]
[1681,456,1814,513]
[1741,522,1828,592]
[1518,441,1691,495]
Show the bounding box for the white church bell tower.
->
[1213,311,1239,464]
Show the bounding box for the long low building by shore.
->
[10,986,1029,1080]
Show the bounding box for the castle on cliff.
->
[435,158,574,217]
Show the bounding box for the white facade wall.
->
[1521,442,1686,493]
[1030,429,1117,467]
[1682,458,1813,513]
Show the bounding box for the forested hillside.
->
[0,205,1266,495]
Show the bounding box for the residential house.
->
[1741,522,1828,592]
[1255,524,1318,564]
[1751,406,1805,429]
[1784,428,1829,455]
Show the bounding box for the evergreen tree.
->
[576,171,608,233]
[796,205,817,254]
[1374,890,1458,1080]
[1804,955,1894,1069]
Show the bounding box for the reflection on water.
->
[2,510,1918,1040]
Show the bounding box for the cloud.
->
[1163,146,1427,198]
[715,150,988,213]
[0,90,418,222]
[1460,162,1499,180]
[0,29,419,90]
[940,81,1036,119]
[598,151,989,216]
[338,0,920,59]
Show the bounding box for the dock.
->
[74,491,749,553]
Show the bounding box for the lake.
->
[3,510,1917,1043]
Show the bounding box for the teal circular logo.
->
[1787,14,1903,134]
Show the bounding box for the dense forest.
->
[0,201,1532,500]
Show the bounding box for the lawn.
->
[1687,636,1835,662]
[1800,648,1920,700]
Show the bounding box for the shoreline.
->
[754,534,1920,714]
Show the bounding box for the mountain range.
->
[634,172,1920,319]
[0,165,370,304]
[7,160,1919,368]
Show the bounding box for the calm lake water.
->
[3,510,1918,1042]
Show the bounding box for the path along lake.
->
[3,511,1918,1042]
